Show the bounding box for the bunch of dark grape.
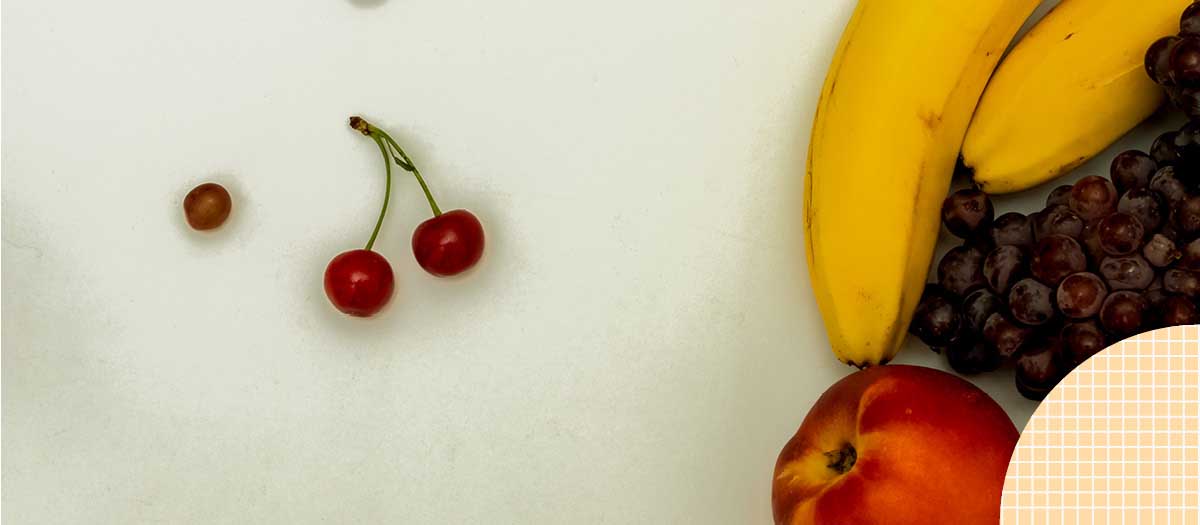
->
[911,123,1200,401]
[1147,2,1200,124]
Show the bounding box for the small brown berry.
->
[183,182,232,230]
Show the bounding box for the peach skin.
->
[772,365,1018,525]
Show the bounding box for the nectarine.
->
[772,365,1017,524]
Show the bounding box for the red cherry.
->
[324,116,402,317]
[412,209,485,276]
[324,249,395,317]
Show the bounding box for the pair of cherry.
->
[324,117,485,317]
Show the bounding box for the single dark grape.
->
[1151,133,1183,167]
[1172,195,1200,238]
[1117,188,1166,233]
[1150,167,1189,206]
[989,212,1034,248]
[1171,36,1200,87]
[945,336,1002,375]
[1143,233,1181,267]
[1164,268,1200,297]
[1033,205,1085,241]
[1147,36,1180,85]
[1009,278,1055,326]
[941,189,994,239]
[1061,320,1106,368]
[983,245,1028,294]
[1016,372,1054,401]
[909,285,963,347]
[983,312,1031,360]
[1056,272,1108,319]
[937,245,987,297]
[1110,150,1157,193]
[962,288,1004,332]
[1031,234,1088,286]
[1099,291,1149,336]
[1098,212,1146,256]
[1159,295,1200,327]
[1068,176,1119,221]
[1015,336,1065,401]
[1046,185,1073,208]
[1184,2,1200,36]
[1098,255,1155,291]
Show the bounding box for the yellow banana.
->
[805,0,1039,367]
[963,0,1186,194]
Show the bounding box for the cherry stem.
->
[363,134,392,252]
[350,116,443,218]
[383,136,443,217]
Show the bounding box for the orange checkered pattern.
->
[1001,325,1200,524]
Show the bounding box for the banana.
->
[805,0,1038,367]
[963,0,1187,194]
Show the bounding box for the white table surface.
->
[2,0,1182,522]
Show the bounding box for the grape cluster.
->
[1147,2,1200,126]
[911,125,1200,401]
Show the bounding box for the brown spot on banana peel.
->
[919,111,943,132]
[804,162,816,232]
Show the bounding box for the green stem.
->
[363,134,392,251]
[381,135,442,217]
[349,117,442,217]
